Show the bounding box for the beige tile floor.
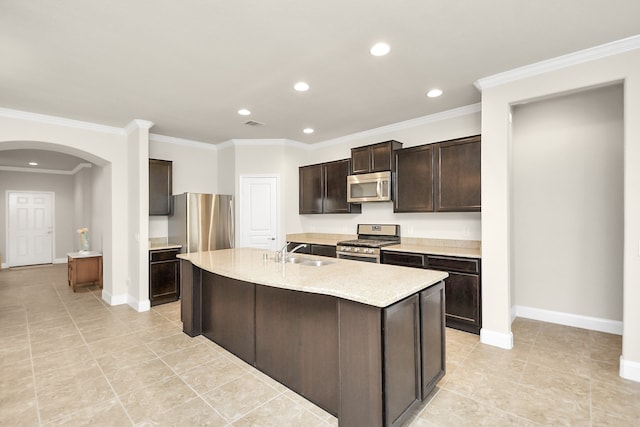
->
[1,264,639,426]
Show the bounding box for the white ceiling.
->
[2,0,640,159]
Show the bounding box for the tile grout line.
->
[52,281,137,426]
[139,337,242,425]
[24,303,43,427]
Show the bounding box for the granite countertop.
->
[178,248,447,308]
[287,233,482,259]
[383,243,481,259]
[286,233,356,246]
[149,242,182,250]
[67,251,102,258]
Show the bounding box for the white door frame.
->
[5,190,56,267]
[238,174,281,250]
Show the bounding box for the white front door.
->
[7,191,54,267]
[239,176,279,250]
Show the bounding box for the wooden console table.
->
[67,252,103,292]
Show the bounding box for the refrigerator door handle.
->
[228,199,235,248]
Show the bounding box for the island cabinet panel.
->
[255,286,339,415]
[420,281,446,398]
[383,294,422,427]
[338,300,384,427]
[339,293,433,427]
[201,273,255,364]
[180,259,201,337]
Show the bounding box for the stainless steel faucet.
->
[276,242,307,263]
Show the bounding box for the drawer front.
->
[382,251,427,269]
[427,255,479,274]
[150,249,180,262]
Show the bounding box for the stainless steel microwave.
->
[347,171,392,202]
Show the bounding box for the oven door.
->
[336,251,380,263]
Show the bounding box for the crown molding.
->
[0,162,92,175]
[149,133,218,151]
[0,107,126,135]
[312,103,482,150]
[474,34,640,91]
[124,119,154,134]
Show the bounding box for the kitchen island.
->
[179,248,448,427]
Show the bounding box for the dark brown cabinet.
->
[149,159,173,215]
[393,135,480,213]
[256,286,339,414]
[182,260,446,427]
[382,251,481,334]
[149,248,180,306]
[436,135,481,212]
[287,242,336,258]
[202,273,255,364]
[299,163,323,214]
[351,140,403,174]
[394,144,434,212]
[299,159,361,214]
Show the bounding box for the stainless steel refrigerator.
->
[168,193,234,253]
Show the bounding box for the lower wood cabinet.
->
[181,264,445,427]
[149,249,180,306]
[67,252,103,292]
[382,251,481,334]
[287,242,337,258]
[201,273,255,364]
[255,286,339,414]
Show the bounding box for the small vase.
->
[79,233,90,253]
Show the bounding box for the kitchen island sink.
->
[179,248,447,427]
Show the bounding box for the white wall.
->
[512,84,623,322]
[0,110,133,308]
[480,46,640,381]
[73,166,94,251]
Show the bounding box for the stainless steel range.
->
[337,224,400,263]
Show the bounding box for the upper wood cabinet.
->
[394,144,434,213]
[435,135,481,212]
[299,163,323,214]
[299,159,361,214]
[149,159,173,215]
[350,140,403,174]
[394,135,480,213]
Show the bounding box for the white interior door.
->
[7,191,54,267]
[239,176,279,250]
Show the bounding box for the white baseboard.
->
[620,356,640,383]
[514,305,623,335]
[480,328,514,349]
[54,257,66,264]
[128,297,150,312]
[101,289,128,306]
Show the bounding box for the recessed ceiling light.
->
[294,82,310,92]
[303,128,314,134]
[426,89,443,98]
[29,162,38,166]
[238,108,251,116]
[370,42,390,56]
